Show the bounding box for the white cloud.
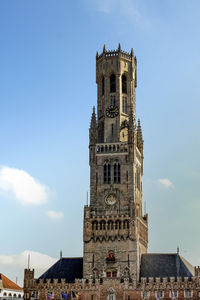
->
[0,166,49,205]
[158,178,174,189]
[87,0,142,22]
[46,210,64,222]
[0,250,57,271]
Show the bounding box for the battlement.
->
[26,275,200,289]
[96,44,134,61]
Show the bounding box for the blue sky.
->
[0,0,200,285]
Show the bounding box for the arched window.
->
[92,221,98,230]
[122,96,128,114]
[108,220,113,230]
[123,220,129,229]
[102,76,105,96]
[104,164,111,184]
[110,74,116,93]
[114,163,120,184]
[100,220,106,230]
[3,293,7,296]
[115,220,121,229]
[122,74,127,93]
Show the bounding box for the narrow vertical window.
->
[102,76,104,95]
[110,74,116,93]
[122,97,128,114]
[108,164,111,184]
[104,164,107,184]
[114,163,120,184]
[118,164,120,183]
[92,254,94,267]
[104,163,111,184]
[114,164,117,183]
[111,124,114,136]
[122,74,127,93]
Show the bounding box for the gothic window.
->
[100,220,106,230]
[114,163,120,184]
[122,96,128,114]
[108,220,113,230]
[110,74,116,93]
[104,163,111,184]
[123,220,129,229]
[126,171,128,182]
[102,76,105,96]
[122,74,127,93]
[92,221,98,230]
[115,220,121,229]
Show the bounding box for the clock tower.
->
[83,44,148,281]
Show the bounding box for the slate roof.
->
[140,253,194,280]
[0,273,23,290]
[38,258,83,283]
[38,253,194,283]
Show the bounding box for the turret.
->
[89,106,97,145]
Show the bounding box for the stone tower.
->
[83,44,148,281]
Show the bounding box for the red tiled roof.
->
[0,274,23,291]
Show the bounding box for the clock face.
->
[106,194,116,206]
[106,105,119,118]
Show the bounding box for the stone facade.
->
[84,44,148,282]
[23,45,200,300]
